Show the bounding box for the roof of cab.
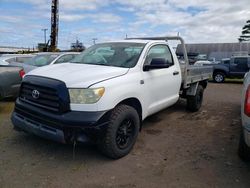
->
[97,39,167,44]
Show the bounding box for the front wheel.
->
[213,72,225,83]
[186,85,204,112]
[99,105,140,159]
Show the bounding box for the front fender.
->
[213,64,229,76]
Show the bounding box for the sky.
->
[0,0,250,49]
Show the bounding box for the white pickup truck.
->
[11,36,212,159]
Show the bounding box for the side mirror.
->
[143,58,170,71]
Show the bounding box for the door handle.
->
[173,71,179,75]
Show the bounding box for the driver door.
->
[142,44,181,116]
[230,57,249,77]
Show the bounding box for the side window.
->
[55,55,75,64]
[145,45,174,66]
[234,58,248,69]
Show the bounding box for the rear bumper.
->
[0,83,20,99]
[11,98,110,143]
[10,83,21,97]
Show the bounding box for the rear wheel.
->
[187,85,204,112]
[238,130,250,161]
[99,105,140,159]
[213,72,225,83]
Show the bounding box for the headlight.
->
[68,87,105,104]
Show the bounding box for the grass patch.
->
[225,78,243,83]
[209,78,243,83]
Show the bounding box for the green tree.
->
[239,20,250,42]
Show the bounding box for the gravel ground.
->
[0,82,250,188]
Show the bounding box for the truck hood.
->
[27,63,129,88]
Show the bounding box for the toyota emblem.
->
[32,90,40,99]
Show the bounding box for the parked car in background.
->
[196,54,207,61]
[0,54,34,65]
[220,58,230,65]
[0,65,24,100]
[9,52,80,73]
[194,60,213,66]
[213,55,250,83]
[194,60,219,66]
[239,71,250,160]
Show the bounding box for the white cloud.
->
[60,12,121,23]
[11,0,109,11]
[90,13,122,23]
[0,15,24,23]
[1,0,250,48]
[60,13,86,22]
[116,0,250,43]
[60,0,109,11]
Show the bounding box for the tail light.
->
[244,85,250,116]
[19,69,25,78]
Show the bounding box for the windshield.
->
[24,54,59,67]
[71,42,145,68]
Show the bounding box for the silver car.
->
[10,52,80,73]
[239,71,250,160]
[0,54,34,65]
[0,65,24,99]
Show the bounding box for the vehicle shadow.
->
[143,99,187,128]
[208,80,243,85]
[8,100,188,162]
[10,133,111,162]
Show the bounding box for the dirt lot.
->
[0,83,250,188]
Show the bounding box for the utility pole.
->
[41,28,48,44]
[50,0,59,51]
[92,38,98,45]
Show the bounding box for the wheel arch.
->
[199,80,208,89]
[116,97,143,130]
[213,69,227,77]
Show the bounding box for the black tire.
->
[238,130,250,161]
[187,85,204,112]
[0,87,3,101]
[99,105,140,159]
[213,72,225,83]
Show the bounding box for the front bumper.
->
[11,98,110,143]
